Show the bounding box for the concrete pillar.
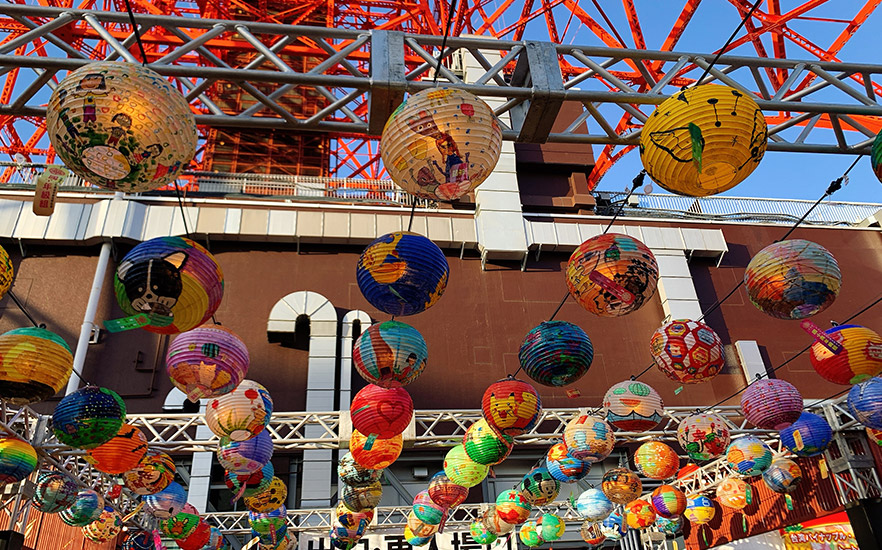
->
[339,310,371,410]
[653,249,702,320]
[188,402,213,513]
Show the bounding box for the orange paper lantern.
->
[86,424,148,475]
[350,430,402,470]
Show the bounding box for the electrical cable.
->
[122,0,149,66]
[693,0,763,86]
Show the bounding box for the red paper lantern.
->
[427,472,468,508]
[651,319,724,384]
[810,325,882,385]
[350,384,414,439]
[481,378,541,437]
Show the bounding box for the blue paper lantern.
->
[144,481,188,519]
[122,531,156,550]
[356,232,449,317]
[52,386,126,450]
[545,443,589,483]
[600,510,627,541]
[217,430,274,475]
[762,458,803,494]
[655,515,683,535]
[725,436,773,475]
[60,489,103,526]
[847,377,882,429]
[518,321,594,387]
[575,488,613,522]
[780,412,833,457]
[33,472,78,514]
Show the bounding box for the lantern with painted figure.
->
[353,321,427,387]
[82,506,122,543]
[243,477,288,513]
[160,503,201,539]
[601,468,642,505]
[123,449,176,495]
[580,521,606,545]
[563,414,615,463]
[518,466,560,506]
[205,379,273,442]
[167,324,249,402]
[600,511,627,541]
[481,377,541,437]
[717,477,753,510]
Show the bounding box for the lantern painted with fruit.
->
[603,380,663,431]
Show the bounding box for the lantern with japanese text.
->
[144,481,187,519]
[481,377,541,437]
[60,489,103,526]
[563,414,615,462]
[52,385,126,449]
[83,506,122,543]
[518,321,594,386]
[519,521,541,547]
[684,495,715,525]
[443,444,488,488]
[205,379,273,442]
[353,321,427,388]
[0,438,37,485]
[847,376,882,429]
[625,499,656,529]
[463,418,513,466]
[717,477,752,510]
[495,490,531,525]
[726,436,773,475]
[651,319,724,384]
[580,521,606,545]
[576,488,613,522]
[85,423,148,475]
[427,472,468,508]
[167,324,249,402]
[470,521,497,545]
[545,442,589,483]
[603,380,664,431]
[412,490,446,525]
[762,458,803,494]
[741,378,803,430]
[351,430,403,470]
[650,485,687,518]
[123,449,176,495]
[160,503,200,539]
[350,384,414,439]
[338,453,382,488]
[780,412,833,457]
[0,327,73,405]
[225,462,273,499]
[518,466,560,506]
[677,412,730,461]
[601,468,642,505]
[33,472,78,514]
[634,441,679,480]
[243,477,287,513]
[811,325,882,385]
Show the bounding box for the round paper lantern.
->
[575,488,613,522]
[545,442,589,483]
[336,502,374,532]
[60,489,103,526]
[481,378,541,437]
[741,378,803,430]
[342,481,382,512]
[811,325,882,385]
[160,503,200,539]
[443,444,488,488]
[205,379,273,442]
[634,441,679,480]
[726,436,773,475]
[0,246,12,302]
[640,85,767,196]
[356,232,448,317]
[123,531,155,550]
[353,321,427,388]
[470,521,497,545]
[0,327,73,405]
[580,520,606,545]
[763,458,803,494]
[350,384,414,439]
[625,499,656,529]
[206,527,230,550]
[179,521,213,550]
[114,237,224,334]
[380,87,502,201]
[249,506,288,546]
[744,240,840,320]
[330,522,364,550]
[83,506,121,543]
[338,453,382,487]
[651,319,724,384]
[677,412,730,461]
[225,462,273,499]
[537,513,565,542]
[0,438,37,485]
[427,472,468,508]
[566,233,659,317]
[406,511,440,538]
[85,423,147,475]
[123,449,175,496]
[243,477,288,513]
[601,468,642,505]
[848,377,882,429]
[651,485,686,518]
[463,418,513,466]
[218,430,274,475]
[144,481,187,519]
[717,477,752,510]
[481,506,515,535]
[869,427,882,446]
[412,490,446,525]
[656,515,683,536]
[33,472,78,514]
[495,490,531,525]
[167,325,249,402]
[600,511,627,541]
[873,130,882,182]
[403,526,431,547]
[677,463,700,480]
[603,380,664,431]
[518,321,594,387]
[52,386,126,449]
[351,430,402,470]
[780,411,833,457]
[684,495,715,525]
[47,61,196,193]
[519,521,541,547]
[518,466,560,506]
[563,414,615,462]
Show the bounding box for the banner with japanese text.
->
[779,512,858,550]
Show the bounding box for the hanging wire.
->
[406,201,417,232]
[173,181,193,238]
[122,0,149,66]
[432,0,460,86]
[693,0,763,86]
[6,289,41,328]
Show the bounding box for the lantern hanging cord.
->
[122,0,149,66]
[407,201,417,232]
[692,0,763,87]
[173,181,193,239]
[6,289,42,328]
[432,0,460,86]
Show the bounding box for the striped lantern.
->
[34,472,78,514]
[350,430,403,470]
[563,414,615,462]
[741,378,803,429]
[82,506,121,543]
[625,499,656,529]
[60,489,104,526]
[603,380,664,432]
[684,496,715,525]
[847,377,882,429]
[52,386,126,449]
[463,418,513,466]
[744,240,840,320]
[537,513,565,542]
[0,245,12,301]
[545,442,589,483]
[0,438,37,485]
[427,472,468,508]
[481,378,541,437]
[338,453,382,487]
[780,412,833,457]
[205,379,273,442]
[762,458,803,494]
[144,481,187,519]
[353,321,427,388]
[717,477,752,510]
[443,444,488,488]
[600,511,627,541]
[518,466,560,506]
[481,506,515,536]
[470,521,497,545]
[249,506,288,546]
[85,424,148,475]
[356,232,449,317]
[633,441,679,480]
[244,477,288,513]
[350,384,414,439]
[178,521,213,550]
[406,511,440,538]
[0,327,73,405]
[677,412,730,461]
[651,319,725,384]
[114,237,224,334]
[811,325,882,385]
[601,468,642,505]
[167,324,249,402]
[580,520,606,545]
[217,430,274,475]
[519,521,541,547]
[412,489,446,525]
[566,233,659,317]
[495,490,531,525]
[225,462,273,499]
[403,526,431,548]
[123,449,176,495]
[650,485,686,518]
[726,436,773,475]
[160,503,200,539]
[518,321,594,387]
[336,502,374,533]
[677,463,700,480]
[122,531,155,550]
[342,481,382,512]
[575,488,613,522]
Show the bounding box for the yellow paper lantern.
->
[350,430,402,470]
[47,61,197,193]
[380,88,503,201]
[244,477,288,513]
[716,476,752,510]
[640,84,767,196]
[0,327,73,405]
[0,245,12,302]
[443,444,489,488]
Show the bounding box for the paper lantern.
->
[763,458,803,494]
[427,472,468,508]
[481,506,515,535]
[243,477,288,513]
[406,511,440,538]
[519,521,541,547]
[350,384,414,439]
[179,522,213,550]
[780,411,833,457]
[353,321,427,388]
[633,441,679,480]
[811,325,882,385]
[83,506,121,543]
[656,515,683,536]
[33,472,78,514]
[123,449,175,495]
[684,495,715,525]
[47,61,196,192]
[52,386,126,450]
[537,513,565,542]
[600,511,627,541]
[741,378,803,430]
[338,453,382,487]
[463,418,513,466]
[356,232,448,316]
[205,379,272,442]
[495,490,532,525]
[601,468,642,505]
[481,378,541,437]
[744,240,840,320]
[160,503,201,539]
[580,520,606,545]
[218,430,274,475]
[225,462,273,499]
[330,521,364,550]
[60,489,103,526]
[206,527,230,550]
[873,130,882,182]
[403,526,432,547]
[625,499,656,529]
[342,481,382,512]
[677,412,730,461]
[563,414,615,462]
[380,87,502,201]
[518,466,560,506]
[650,485,686,518]
[677,463,700,480]
[640,85,767,196]
[717,477,752,510]
[336,502,374,532]
[0,246,12,302]
[545,442,589,483]
[847,377,882,429]
[869,427,882,446]
[518,321,594,386]
[603,380,664,431]
[651,319,724,384]
[575,488,613,522]
[144,481,187,519]
[726,436,773,475]
[470,521,497,545]
[351,430,402,470]
[0,438,37,485]
[566,233,659,317]
[443,444,488,488]
[114,237,224,334]
[249,506,288,546]
[122,531,155,550]
[413,490,446,525]
[167,325,249,402]
[85,423,147,475]
[0,327,72,405]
